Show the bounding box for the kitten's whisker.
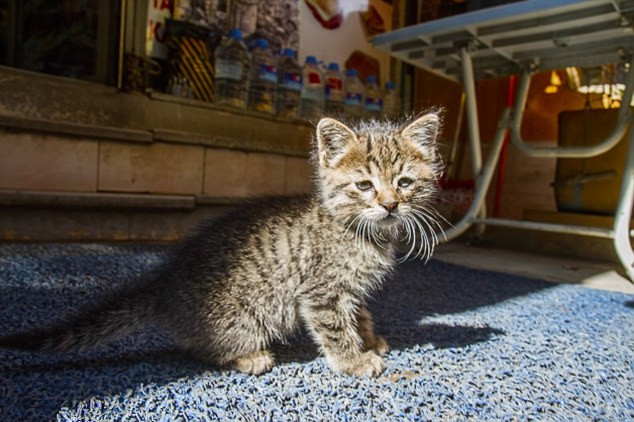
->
[409,208,443,246]
[417,206,448,242]
[397,218,418,262]
[416,203,451,229]
[409,209,438,248]
[408,214,429,260]
[344,214,365,241]
[416,211,440,263]
[406,219,418,261]
[373,223,388,246]
[398,216,413,245]
[369,222,385,249]
[418,218,435,262]
[355,217,367,249]
[359,218,372,253]
[412,203,452,234]
[366,221,378,252]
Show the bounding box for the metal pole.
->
[459,45,486,235]
[471,218,614,238]
[459,45,483,177]
[613,119,634,281]
[117,0,128,90]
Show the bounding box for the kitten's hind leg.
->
[185,343,275,375]
[230,350,275,375]
[357,307,389,356]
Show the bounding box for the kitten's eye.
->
[355,180,374,191]
[398,177,414,188]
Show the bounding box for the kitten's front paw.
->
[338,351,385,377]
[231,350,275,375]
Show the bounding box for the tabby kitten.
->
[0,113,443,377]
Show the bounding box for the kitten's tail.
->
[0,285,158,353]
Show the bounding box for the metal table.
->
[372,0,634,280]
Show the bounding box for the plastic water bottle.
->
[276,48,302,119]
[324,63,344,114]
[383,80,400,118]
[168,76,187,97]
[299,55,324,120]
[214,28,250,109]
[247,38,277,114]
[343,69,364,117]
[364,75,382,116]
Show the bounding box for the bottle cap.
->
[282,48,297,58]
[305,55,318,64]
[228,28,243,40]
[367,75,377,84]
[255,38,269,49]
[385,81,396,90]
[327,63,339,71]
[345,69,358,77]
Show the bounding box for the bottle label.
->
[326,77,343,91]
[301,87,323,101]
[306,71,321,85]
[325,77,343,98]
[281,71,302,91]
[365,97,382,111]
[215,60,243,80]
[345,92,362,106]
[258,64,278,83]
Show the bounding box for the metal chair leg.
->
[613,124,634,281]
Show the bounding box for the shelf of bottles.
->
[165,27,401,122]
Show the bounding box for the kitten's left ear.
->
[401,113,440,157]
[316,118,357,168]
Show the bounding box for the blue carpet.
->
[0,243,632,421]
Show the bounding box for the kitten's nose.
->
[381,201,399,213]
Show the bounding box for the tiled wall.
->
[0,128,313,198]
[0,131,99,192]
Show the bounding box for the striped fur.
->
[0,114,443,377]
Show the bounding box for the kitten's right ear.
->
[316,118,357,168]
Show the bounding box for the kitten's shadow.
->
[366,259,552,351]
[387,322,504,350]
[271,322,504,367]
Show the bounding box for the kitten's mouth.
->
[376,213,399,226]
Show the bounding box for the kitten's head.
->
[314,113,444,260]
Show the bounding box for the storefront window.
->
[0,0,120,85]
